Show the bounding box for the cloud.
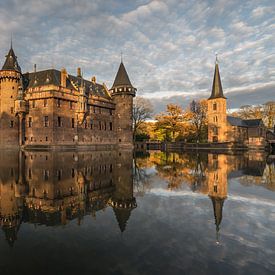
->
[0,0,273,113]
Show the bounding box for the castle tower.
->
[0,45,22,147]
[110,61,136,147]
[207,154,228,244]
[207,58,227,143]
[110,150,137,233]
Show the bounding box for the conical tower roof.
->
[210,196,225,232]
[2,46,21,72]
[209,62,225,99]
[111,62,133,89]
[113,207,132,233]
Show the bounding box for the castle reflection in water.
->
[0,149,274,246]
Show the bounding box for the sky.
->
[0,0,274,113]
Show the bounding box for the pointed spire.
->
[111,61,133,89]
[210,196,225,239]
[113,207,132,233]
[209,57,226,99]
[2,44,21,72]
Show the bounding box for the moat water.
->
[0,150,274,275]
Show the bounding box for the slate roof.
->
[23,69,111,99]
[209,63,226,99]
[111,62,133,89]
[227,116,263,127]
[1,47,21,72]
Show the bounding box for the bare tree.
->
[133,97,153,141]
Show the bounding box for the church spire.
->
[2,44,21,72]
[209,57,225,99]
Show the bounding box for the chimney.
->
[91,76,96,83]
[77,67,81,78]
[61,68,67,87]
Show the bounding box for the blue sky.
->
[0,0,274,112]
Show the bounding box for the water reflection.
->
[134,151,274,243]
[0,149,274,273]
[0,150,136,246]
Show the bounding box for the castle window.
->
[58,116,62,127]
[45,136,48,141]
[30,137,33,142]
[104,122,107,130]
[44,116,49,127]
[109,109,113,115]
[213,127,218,135]
[44,99,48,107]
[57,169,62,181]
[32,100,36,108]
[70,101,73,109]
[84,120,87,129]
[10,107,14,114]
[90,119,93,129]
[109,122,113,131]
[71,168,75,178]
[28,117,32,127]
[214,185,218,193]
[99,121,101,130]
[213,102,217,111]
[10,120,14,128]
[71,118,75,128]
[93,106,96,113]
[43,170,49,181]
[213,116,218,123]
[57,98,61,107]
[28,168,32,179]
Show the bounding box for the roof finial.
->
[215,52,218,64]
[121,51,123,63]
[10,33,13,49]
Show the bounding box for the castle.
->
[0,44,136,148]
[207,59,267,149]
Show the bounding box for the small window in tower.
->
[57,98,61,107]
[45,136,48,141]
[213,102,217,111]
[10,107,14,114]
[70,101,73,109]
[99,121,101,130]
[58,116,62,127]
[44,116,49,127]
[109,109,112,115]
[11,96,13,98]
[71,118,75,128]
[109,122,113,131]
[28,117,32,127]
[90,119,93,129]
[10,120,14,128]
[12,86,14,90]
[104,122,107,130]
[32,100,36,108]
[44,99,48,107]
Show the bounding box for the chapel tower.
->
[0,44,23,146]
[110,61,136,147]
[207,58,227,142]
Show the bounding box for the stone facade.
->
[0,46,136,148]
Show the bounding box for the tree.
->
[155,104,184,141]
[262,101,275,129]
[187,99,208,142]
[133,97,153,141]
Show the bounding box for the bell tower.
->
[207,57,227,143]
[0,44,22,147]
[110,61,136,147]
